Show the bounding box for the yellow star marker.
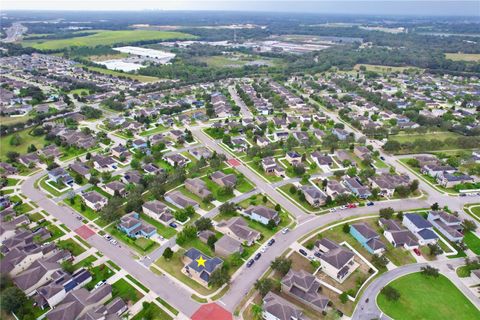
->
[196,255,206,267]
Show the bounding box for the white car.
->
[94,280,106,289]
[104,235,112,240]
[260,246,268,253]
[329,208,337,212]
[110,239,118,245]
[282,228,290,234]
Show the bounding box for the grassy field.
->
[82,65,160,82]
[353,64,422,73]
[111,278,143,304]
[388,131,461,144]
[196,54,281,68]
[464,231,480,255]
[445,53,480,62]
[23,29,195,50]
[0,129,47,161]
[0,115,33,126]
[377,272,479,320]
[132,302,172,320]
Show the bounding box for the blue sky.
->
[2,1,479,16]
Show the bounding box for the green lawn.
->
[0,129,47,161]
[111,278,144,304]
[278,184,320,212]
[85,264,115,290]
[126,274,150,293]
[73,255,98,270]
[23,29,195,50]
[156,297,179,316]
[83,65,159,82]
[131,302,172,320]
[64,196,97,220]
[57,238,86,256]
[377,272,479,320]
[45,223,66,241]
[39,176,64,197]
[140,125,168,137]
[464,231,480,255]
[177,186,214,210]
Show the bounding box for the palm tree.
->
[251,304,263,320]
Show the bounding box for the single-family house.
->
[427,211,463,242]
[403,213,439,245]
[142,200,173,225]
[182,248,223,288]
[164,191,198,209]
[301,185,327,207]
[80,191,108,211]
[379,218,419,249]
[316,238,357,283]
[243,205,280,226]
[281,269,330,312]
[117,212,156,238]
[350,222,385,254]
[103,181,126,197]
[210,171,237,188]
[262,291,306,320]
[185,178,212,200]
[216,217,261,246]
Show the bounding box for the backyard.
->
[377,272,479,320]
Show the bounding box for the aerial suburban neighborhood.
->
[0,2,479,320]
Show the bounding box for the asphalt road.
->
[21,172,201,317]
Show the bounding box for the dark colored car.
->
[299,249,307,256]
[169,222,177,228]
[267,239,275,246]
[380,156,385,161]
[254,253,262,260]
[246,259,255,267]
[367,201,374,206]
[314,252,322,258]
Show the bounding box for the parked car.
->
[413,248,421,256]
[282,228,289,234]
[314,252,322,258]
[94,280,106,289]
[110,239,118,245]
[260,246,267,253]
[104,235,112,241]
[366,201,374,206]
[347,203,357,209]
[246,259,255,268]
[267,238,275,246]
[299,249,307,256]
[380,156,385,161]
[169,222,177,228]
[254,253,262,260]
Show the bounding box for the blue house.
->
[332,128,350,141]
[117,213,156,238]
[350,222,385,254]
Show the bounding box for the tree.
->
[371,254,389,269]
[208,266,230,287]
[379,207,395,219]
[74,174,83,185]
[431,202,440,210]
[61,260,75,273]
[339,292,349,304]
[462,219,477,232]
[342,224,350,233]
[409,179,419,192]
[219,202,237,215]
[0,286,28,313]
[207,235,217,250]
[163,247,173,260]
[27,144,37,152]
[427,244,443,256]
[394,185,411,198]
[271,257,292,276]
[254,278,276,297]
[6,151,19,162]
[380,285,400,301]
[251,304,263,320]
[195,217,213,231]
[9,134,22,146]
[100,197,124,223]
[228,252,243,267]
[274,204,281,212]
[421,265,440,277]
[289,185,297,194]
[267,219,277,230]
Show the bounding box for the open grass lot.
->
[388,131,461,144]
[201,177,235,202]
[111,278,143,304]
[353,64,421,73]
[464,231,480,255]
[196,54,281,68]
[445,53,480,62]
[82,65,160,82]
[131,302,172,320]
[377,272,480,320]
[0,115,33,126]
[139,124,168,136]
[0,128,47,161]
[23,30,195,50]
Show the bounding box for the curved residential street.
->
[18,119,480,318]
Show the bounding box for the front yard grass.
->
[57,238,86,256]
[131,302,172,320]
[377,272,480,320]
[63,196,97,220]
[73,255,98,270]
[177,186,214,210]
[201,177,235,202]
[464,231,480,255]
[111,278,144,304]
